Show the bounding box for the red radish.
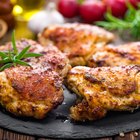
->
[104,0,127,18]
[58,0,79,18]
[128,0,140,8]
[79,0,106,23]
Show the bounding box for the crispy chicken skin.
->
[88,42,140,67]
[38,23,114,66]
[0,39,70,119]
[67,65,140,121]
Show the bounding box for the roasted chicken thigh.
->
[88,42,140,67]
[38,23,114,66]
[0,39,70,119]
[67,65,140,121]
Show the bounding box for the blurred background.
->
[0,0,59,43]
[0,0,140,43]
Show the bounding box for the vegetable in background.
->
[129,0,140,8]
[79,0,106,23]
[57,0,140,29]
[57,0,129,20]
[103,0,127,18]
[58,0,79,18]
[96,3,140,39]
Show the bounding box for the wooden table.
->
[0,127,139,140]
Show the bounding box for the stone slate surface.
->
[0,87,140,139]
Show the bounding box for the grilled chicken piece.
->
[0,39,70,119]
[38,23,114,66]
[88,42,140,67]
[67,65,140,121]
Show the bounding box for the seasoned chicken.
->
[38,23,114,66]
[67,65,140,121]
[88,42,140,67]
[0,39,70,119]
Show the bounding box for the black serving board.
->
[0,86,140,139]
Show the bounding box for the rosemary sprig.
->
[96,2,140,39]
[0,31,43,71]
[12,31,18,54]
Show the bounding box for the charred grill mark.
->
[84,73,105,84]
[101,86,106,91]
[108,83,136,96]
[12,82,24,93]
[84,73,101,84]
[119,52,136,61]
[96,60,106,67]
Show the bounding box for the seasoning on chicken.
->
[67,65,140,121]
[88,42,140,67]
[38,23,114,66]
[0,39,70,119]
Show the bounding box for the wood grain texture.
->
[37,138,69,140]
[1,129,35,140]
[114,131,140,140]
[96,138,113,140]
[0,128,4,140]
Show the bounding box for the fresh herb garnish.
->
[96,2,140,39]
[0,31,43,71]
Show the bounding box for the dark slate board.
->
[0,86,140,139]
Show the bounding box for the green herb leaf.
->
[106,12,130,28]
[11,31,18,55]
[0,63,13,72]
[23,53,43,58]
[96,21,121,30]
[0,52,8,59]
[0,31,43,71]
[0,58,11,64]
[16,45,31,59]
[125,1,136,22]
[14,59,30,66]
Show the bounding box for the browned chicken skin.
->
[67,65,140,121]
[0,39,70,119]
[38,23,114,66]
[88,42,140,67]
[38,23,140,68]
[38,24,140,122]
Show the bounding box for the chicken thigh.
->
[0,39,70,119]
[38,23,114,66]
[67,65,140,121]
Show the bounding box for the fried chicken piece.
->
[38,23,115,66]
[88,42,140,67]
[67,65,140,121]
[0,39,70,119]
